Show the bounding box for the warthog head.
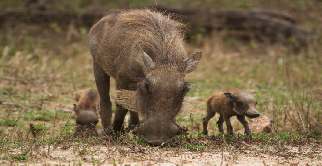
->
[224,91,260,118]
[116,51,202,145]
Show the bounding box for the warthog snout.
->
[245,108,260,118]
[134,118,180,145]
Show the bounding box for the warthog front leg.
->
[224,115,234,135]
[217,116,224,134]
[128,111,139,130]
[113,104,128,132]
[114,106,139,132]
[237,115,251,135]
[93,62,112,133]
[113,82,139,132]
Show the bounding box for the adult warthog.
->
[89,9,202,145]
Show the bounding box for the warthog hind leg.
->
[202,110,215,135]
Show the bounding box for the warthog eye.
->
[236,102,249,110]
[138,80,151,94]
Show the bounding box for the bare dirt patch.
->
[2,142,321,165]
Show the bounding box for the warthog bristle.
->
[115,90,137,112]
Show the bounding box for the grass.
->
[11,153,28,161]
[0,119,18,127]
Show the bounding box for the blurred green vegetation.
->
[1,0,321,11]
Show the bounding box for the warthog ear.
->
[224,92,242,114]
[224,92,238,102]
[142,52,155,71]
[184,51,202,73]
[115,90,137,112]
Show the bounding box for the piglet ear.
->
[184,51,202,73]
[115,90,137,112]
[224,92,242,115]
[224,92,238,102]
